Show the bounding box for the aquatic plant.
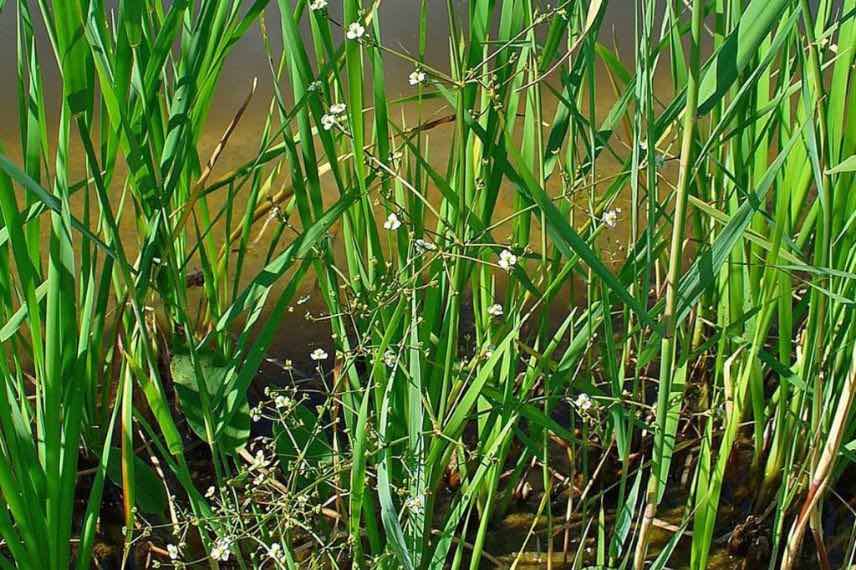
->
[0,0,853,568]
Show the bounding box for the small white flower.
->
[575,393,593,412]
[487,303,504,318]
[251,406,262,422]
[329,102,346,115]
[383,350,396,368]
[383,212,401,230]
[414,239,436,254]
[403,495,423,512]
[346,22,365,40]
[310,348,328,361]
[167,544,180,560]
[211,537,232,562]
[275,394,292,409]
[205,485,216,498]
[251,449,270,470]
[308,0,327,10]
[602,208,621,228]
[408,69,426,86]
[321,113,338,131]
[268,542,284,561]
[498,249,517,271]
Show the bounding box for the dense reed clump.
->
[0,0,854,568]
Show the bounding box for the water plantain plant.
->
[0,0,854,568]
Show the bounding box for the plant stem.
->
[634,0,702,566]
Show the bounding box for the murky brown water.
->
[0,3,673,370]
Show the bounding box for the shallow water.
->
[0,2,678,374]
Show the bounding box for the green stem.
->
[634,0,702,566]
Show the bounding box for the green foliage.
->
[0,0,853,568]
[171,351,251,453]
[105,450,168,516]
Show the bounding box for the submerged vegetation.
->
[0,0,854,568]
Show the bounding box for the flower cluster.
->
[310,348,329,361]
[167,544,180,560]
[210,536,233,562]
[409,69,426,86]
[346,22,365,40]
[268,542,286,564]
[575,393,593,412]
[383,349,397,367]
[602,208,621,228]
[275,394,293,410]
[384,212,401,230]
[498,249,517,271]
[321,103,346,131]
[573,392,600,425]
[414,238,437,255]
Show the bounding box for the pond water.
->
[0,2,680,378]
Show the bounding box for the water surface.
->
[0,1,670,373]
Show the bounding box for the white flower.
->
[210,537,232,562]
[268,542,284,561]
[383,350,396,368]
[251,449,270,470]
[329,102,346,115]
[346,22,365,40]
[383,213,401,230]
[167,544,180,560]
[251,406,262,422]
[205,485,216,498]
[320,113,338,131]
[275,395,291,409]
[408,69,426,86]
[308,0,327,10]
[310,348,328,361]
[602,208,621,228]
[487,303,504,317]
[414,239,436,254]
[403,495,423,512]
[498,249,517,271]
[575,393,593,412]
